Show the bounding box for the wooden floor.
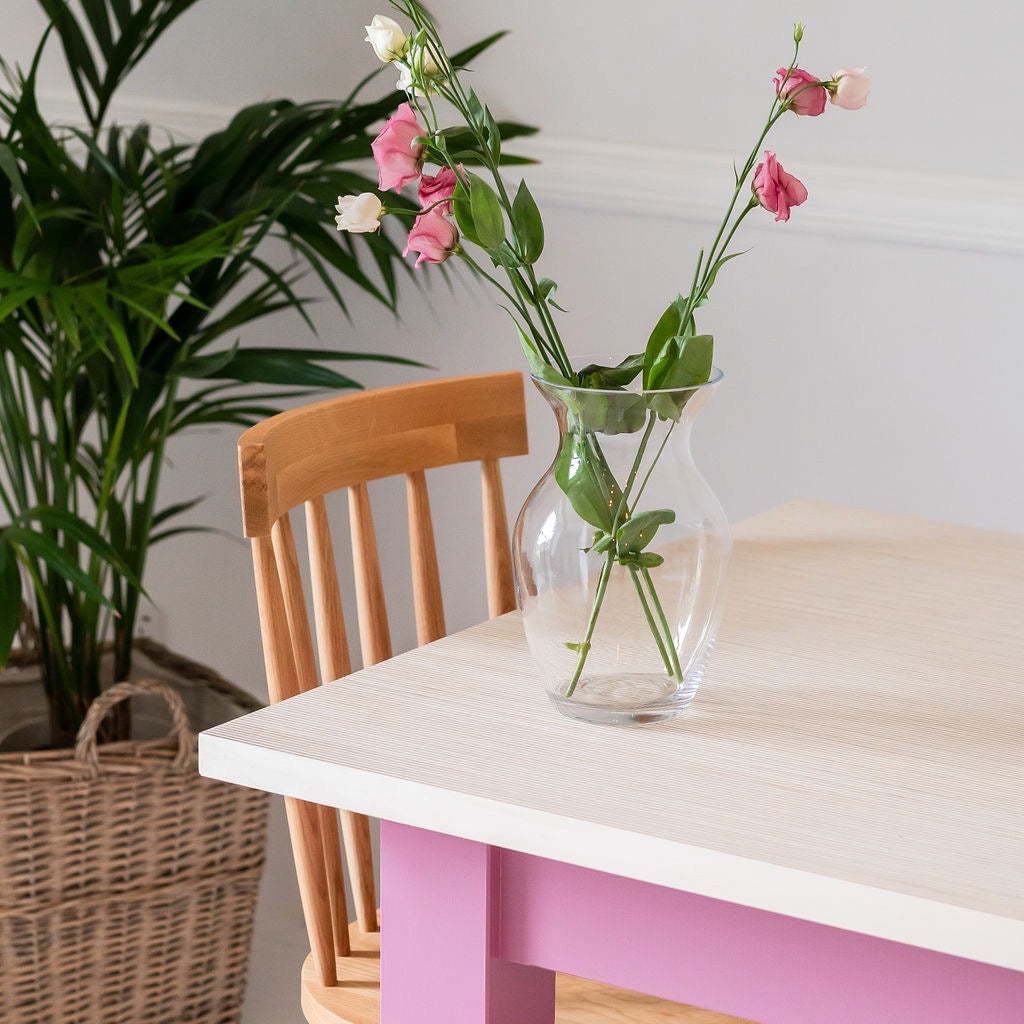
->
[556,973,757,1023]
[299,923,755,1024]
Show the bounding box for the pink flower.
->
[403,210,459,267]
[371,102,426,193]
[774,67,826,116]
[830,68,870,110]
[418,165,463,216]
[752,151,808,223]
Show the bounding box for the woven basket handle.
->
[74,679,197,776]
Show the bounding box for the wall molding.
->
[514,136,1024,259]
[41,90,1024,259]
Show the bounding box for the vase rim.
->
[530,365,724,396]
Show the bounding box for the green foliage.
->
[510,181,543,264]
[553,430,620,533]
[0,0,439,742]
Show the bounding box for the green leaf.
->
[572,390,647,436]
[0,541,22,666]
[191,346,421,389]
[697,250,747,306]
[553,429,620,532]
[149,524,215,545]
[0,143,40,231]
[510,180,544,264]
[199,349,362,389]
[577,353,644,390]
[642,295,690,389]
[510,319,572,387]
[646,334,715,421]
[489,241,522,271]
[563,641,591,655]
[176,340,241,379]
[3,527,114,609]
[632,551,665,569]
[449,31,508,69]
[465,89,486,128]
[616,508,675,555]
[649,334,714,390]
[483,106,502,162]
[15,505,140,583]
[537,277,567,311]
[468,173,505,250]
[452,179,480,246]
[492,120,539,142]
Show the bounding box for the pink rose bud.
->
[830,68,870,110]
[403,210,459,267]
[418,165,463,216]
[371,102,426,193]
[773,66,827,116]
[752,151,808,223]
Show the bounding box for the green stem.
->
[683,37,803,319]
[641,566,683,679]
[565,551,614,698]
[612,414,657,530]
[403,15,575,382]
[628,565,676,677]
[631,420,675,512]
[456,250,563,370]
[117,377,180,683]
[567,413,658,688]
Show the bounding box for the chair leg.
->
[285,797,338,988]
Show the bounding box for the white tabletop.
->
[200,501,1024,971]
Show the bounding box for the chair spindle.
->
[481,457,516,617]
[406,469,446,646]
[348,482,392,667]
[305,496,378,933]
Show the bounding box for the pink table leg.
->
[380,820,555,1023]
[383,822,1024,1024]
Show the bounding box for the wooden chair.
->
[237,371,753,1024]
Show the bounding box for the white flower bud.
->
[395,45,442,95]
[365,15,407,63]
[334,193,384,233]
[830,68,870,110]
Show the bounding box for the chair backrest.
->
[236,371,528,989]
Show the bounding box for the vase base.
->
[548,673,695,727]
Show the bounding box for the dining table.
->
[198,501,1024,1023]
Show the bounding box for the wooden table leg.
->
[380,821,555,1023]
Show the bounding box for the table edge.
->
[199,731,1024,973]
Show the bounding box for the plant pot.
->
[0,640,270,1024]
[513,372,731,725]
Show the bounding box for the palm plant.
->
[0,0,525,746]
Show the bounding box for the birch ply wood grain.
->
[203,502,1024,973]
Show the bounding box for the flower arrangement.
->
[336,1,869,704]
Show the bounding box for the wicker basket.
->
[0,655,270,1024]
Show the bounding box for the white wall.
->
[8,1,1024,1021]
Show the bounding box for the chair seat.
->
[300,924,381,1024]
[300,921,755,1024]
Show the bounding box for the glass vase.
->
[513,370,731,725]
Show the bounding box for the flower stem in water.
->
[565,550,614,698]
